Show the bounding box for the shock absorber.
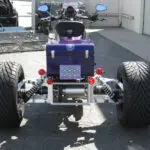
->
[101,83,114,99]
[94,83,114,99]
[18,79,44,103]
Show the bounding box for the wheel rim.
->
[17,98,25,118]
[16,80,25,119]
[116,80,125,119]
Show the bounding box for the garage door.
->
[143,0,150,35]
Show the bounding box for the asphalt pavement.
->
[0,32,149,150]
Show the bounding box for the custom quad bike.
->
[0,4,150,128]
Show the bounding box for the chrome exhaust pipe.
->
[62,88,87,97]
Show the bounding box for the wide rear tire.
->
[116,61,150,127]
[0,62,25,128]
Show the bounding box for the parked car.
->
[0,0,18,27]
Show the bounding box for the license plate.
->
[60,65,81,80]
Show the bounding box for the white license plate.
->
[60,65,81,80]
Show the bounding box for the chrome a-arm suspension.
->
[17,79,44,103]
[94,76,123,103]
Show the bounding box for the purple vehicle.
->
[0,4,150,129]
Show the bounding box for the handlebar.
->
[51,14,106,23]
[76,14,89,19]
[37,9,106,22]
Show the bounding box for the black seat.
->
[55,21,85,37]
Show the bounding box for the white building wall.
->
[121,0,144,33]
[85,0,119,13]
[143,0,150,35]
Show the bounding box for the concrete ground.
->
[99,27,150,62]
[0,32,150,150]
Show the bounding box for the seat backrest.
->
[55,21,85,37]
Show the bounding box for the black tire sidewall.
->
[0,62,25,127]
[116,61,150,127]
[14,64,25,122]
[116,66,129,125]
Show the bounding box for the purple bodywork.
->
[46,36,95,80]
[59,36,92,44]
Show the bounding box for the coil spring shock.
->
[18,79,43,103]
[102,83,114,98]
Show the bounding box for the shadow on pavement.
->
[0,103,150,150]
[97,103,150,150]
